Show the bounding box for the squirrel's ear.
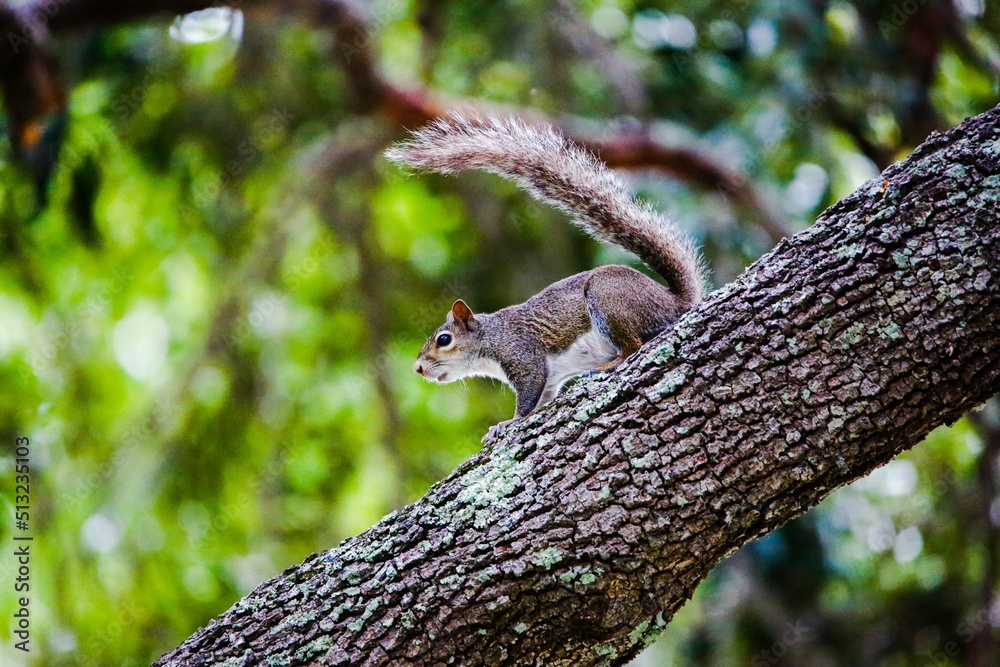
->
[451,299,477,328]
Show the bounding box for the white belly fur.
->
[545,328,618,393]
[468,357,509,383]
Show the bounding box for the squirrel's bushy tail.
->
[386,114,706,305]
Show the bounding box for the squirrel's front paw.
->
[483,418,516,442]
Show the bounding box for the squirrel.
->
[386,115,706,433]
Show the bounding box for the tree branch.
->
[0,2,67,199]
[7,0,796,242]
[150,104,1000,666]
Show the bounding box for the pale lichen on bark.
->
[155,107,1000,667]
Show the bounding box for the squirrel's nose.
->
[413,361,425,375]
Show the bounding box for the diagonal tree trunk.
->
[153,106,1000,666]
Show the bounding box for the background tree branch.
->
[4,0,796,243]
[151,102,1000,666]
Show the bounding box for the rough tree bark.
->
[150,102,1000,665]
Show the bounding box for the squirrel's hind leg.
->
[585,266,680,369]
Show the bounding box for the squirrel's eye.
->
[436,333,453,347]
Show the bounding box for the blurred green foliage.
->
[0,0,998,665]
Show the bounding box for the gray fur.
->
[386,114,706,304]
[396,116,706,419]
